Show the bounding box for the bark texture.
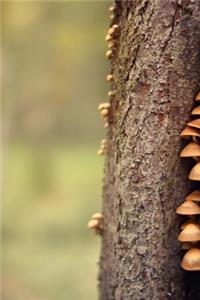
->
[100,1,200,299]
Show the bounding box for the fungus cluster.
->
[177,92,200,271]
[87,213,103,234]
[88,3,121,234]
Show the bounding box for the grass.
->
[2,143,103,300]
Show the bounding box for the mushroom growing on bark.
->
[181,248,200,271]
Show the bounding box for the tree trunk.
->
[99,1,200,299]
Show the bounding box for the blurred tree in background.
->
[2,1,111,300]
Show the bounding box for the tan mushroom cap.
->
[178,223,200,242]
[181,248,200,271]
[106,74,114,82]
[191,106,200,115]
[176,200,200,215]
[186,190,200,202]
[181,242,194,250]
[87,219,99,229]
[98,103,110,111]
[180,142,200,157]
[189,162,200,181]
[92,213,103,220]
[106,50,113,59]
[105,34,112,42]
[180,126,200,139]
[181,219,198,230]
[187,119,200,130]
[195,92,200,101]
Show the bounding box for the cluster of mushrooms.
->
[177,92,200,271]
[87,3,120,234]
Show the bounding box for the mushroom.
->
[189,162,200,181]
[105,34,112,42]
[87,219,99,229]
[180,142,200,157]
[191,106,200,115]
[186,190,200,202]
[178,223,200,242]
[195,92,200,101]
[98,102,110,111]
[100,108,109,117]
[181,248,200,271]
[106,50,113,59]
[106,74,114,82]
[176,201,200,215]
[187,119,200,129]
[108,5,115,12]
[181,219,198,230]
[108,90,115,97]
[92,213,103,220]
[180,126,200,139]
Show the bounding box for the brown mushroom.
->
[180,126,200,139]
[87,219,99,229]
[186,190,200,202]
[180,142,200,157]
[176,200,200,215]
[178,223,200,242]
[108,90,115,97]
[98,103,110,111]
[106,74,114,82]
[191,106,200,115]
[105,34,112,42]
[189,162,200,181]
[195,92,200,101]
[92,213,103,220]
[181,219,198,230]
[187,119,200,129]
[181,248,200,271]
[106,50,113,59]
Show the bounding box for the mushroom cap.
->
[100,108,109,117]
[87,219,99,229]
[176,200,200,215]
[101,139,107,145]
[92,213,103,220]
[106,74,113,82]
[178,223,200,242]
[98,103,110,111]
[191,106,200,115]
[106,50,113,58]
[181,248,200,271]
[189,162,200,181]
[108,90,115,97]
[105,34,112,42]
[187,119,200,129]
[180,126,200,139]
[195,92,200,101]
[181,242,194,250]
[181,219,198,230]
[186,190,200,202]
[180,142,200,157]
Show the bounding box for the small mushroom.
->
[181,219,198,230]
[187,119,200,130]
[105,34,112,42]
[100,108,109,117]
[180,142,200,157]
[87,219,99,229]
[180,126,200,139]
[178,223,200,242]
[106,50,113,59]
[176,201,200,215]
[92,213,103,220]
[195,92,200,101]
[189,162,200,181]
[181,248,200,271]
[186,190,200,202]
[108,90,115,97]
[191,106,200,115]
[98,102,111,111]
[108,5,115,12]
[106,74,114,82]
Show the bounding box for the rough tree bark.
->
[99,1,200,299]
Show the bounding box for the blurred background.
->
[2,1,111,299]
